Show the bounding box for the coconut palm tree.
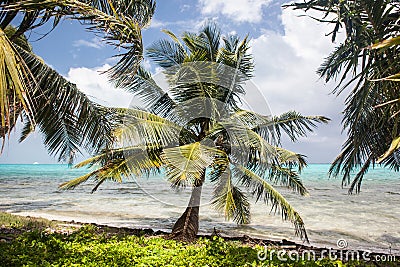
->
[0,0,155,160]
[286,0,400,193]
[61,24,329,242]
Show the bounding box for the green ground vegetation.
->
[0,212,395,267]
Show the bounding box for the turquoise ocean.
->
[0,164,399,254]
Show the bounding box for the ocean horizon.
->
[0,163,399,254]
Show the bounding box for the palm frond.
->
[146,38,186,68]
[16,46,115,162]
[329,78,396,191]
[257,111,330,144]
[3,0,154,81]
[209,121,277,166]
[234,164,309,242]
[229,109,271,129]
[114,108,196,147]
[219,34,253,80]
[198,23,221,61]
[268,164,309,196]
[370,35,400,50]
[287,0,400,191]
[211,167,251,224]
[162,142,219,187]
[276,147,308,170]
[378,136,400,163]
[0,1,56,39]
[227,110,329,144]
[0,28,35,145]
[115,65,178,120]
[60,144,163,192]
[237,144,308,195]
[60,158,127,192]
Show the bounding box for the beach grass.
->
[0,212,55,230]
[0,212,396,266]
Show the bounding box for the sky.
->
[0,0,347,164]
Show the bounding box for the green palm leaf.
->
[211,167,250,224]
[60,159,127,192]
[60,144,163,192]
[16,46,115,162]
[268,164,309,196]
[234,164,309,242]
[0,28,35,145]
[114,66,177,119]
[114,108,196,147]
[228,109,329,143]
[162,142,220,187]
[3,0,155,80]
[260,111,329,143]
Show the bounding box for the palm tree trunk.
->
[170,171,205,241]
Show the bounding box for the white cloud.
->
[250,9,342,115]
[149,18,169,29]
[73,37,104,49]
[180,4,191,12]
[198,0,271,23]
[148,17,217,32]
[66,64,133,107]
[249,9,346,162]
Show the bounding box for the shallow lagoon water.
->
[0,164,399,254]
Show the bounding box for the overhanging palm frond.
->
[146,38,186,69]
[0,1,56,39]
[16,46,115,162]
[0,28,35,145]
[287,0,400,192]
[211,167,250,224]
[234,164,309,242]
[3,0,154,80]
[328,78,394,192]
[80,0,156,27]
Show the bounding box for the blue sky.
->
[0,0,346,164]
